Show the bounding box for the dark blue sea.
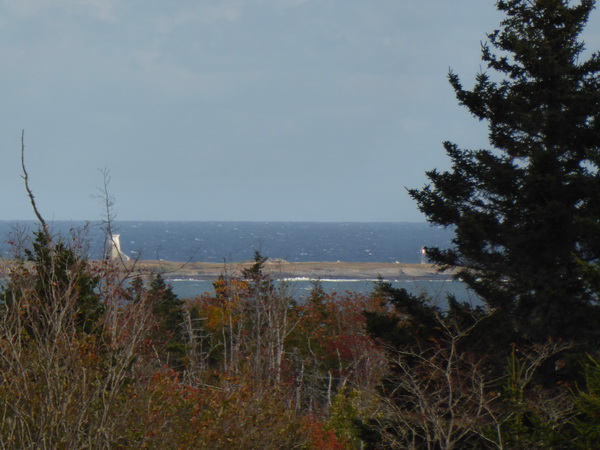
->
[0,221,479,304]
[0,221,453,263]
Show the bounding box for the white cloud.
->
[153,2,243,33]
[130,49,161,68]
[1,0,121,21]
[152,0,312,34]
[126,47,211,96]
[73,0,120,21]
[256,0,308,6]
[1,0,48,16]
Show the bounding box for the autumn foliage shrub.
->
[0,229,394,447]
[3,225,598,448]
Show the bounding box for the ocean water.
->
[0,221,454,263]
[0,221,476,303]
[169,278,481,307]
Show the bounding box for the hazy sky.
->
[1,1,598,222]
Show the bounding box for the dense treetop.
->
[410,0,600,343]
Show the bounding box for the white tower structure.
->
[109,234,130,261]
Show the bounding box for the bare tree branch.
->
[20,130,50,242]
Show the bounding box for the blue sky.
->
[1,1,598,222]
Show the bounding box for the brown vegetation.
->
[130,260,453,281]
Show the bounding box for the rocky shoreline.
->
[132,260,455,281]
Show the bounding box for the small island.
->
[132,260,455,281]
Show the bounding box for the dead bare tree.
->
[20,130,50,242]
[373,308,576,450]
[0,134,165,447]
[374,314,500,450]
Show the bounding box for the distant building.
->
[108,234,130,261]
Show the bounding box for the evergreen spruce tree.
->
[242,250,275,298]
[128,273,186,367]
[2,229,102,334]
[409,0,600,342]
[573,356,600,446]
